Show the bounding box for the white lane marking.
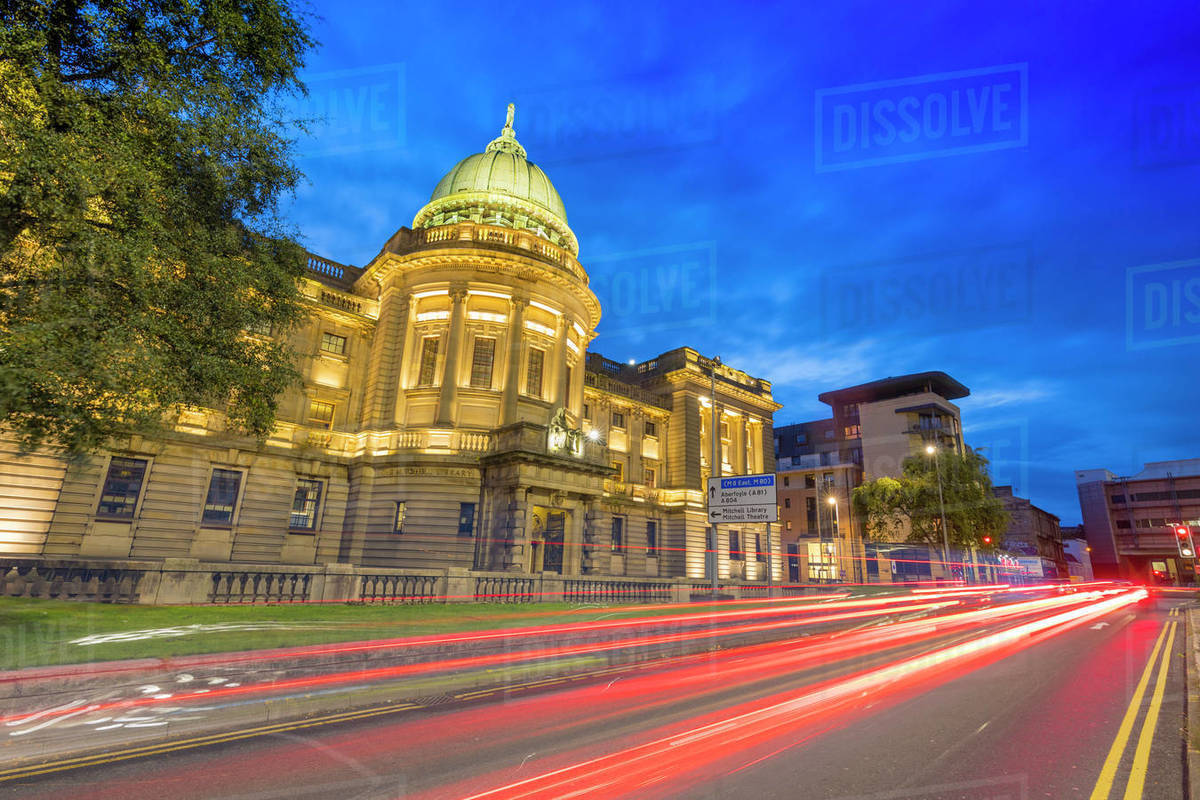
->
[9,705,99,736]
[176,674,195,683]
[207,678,227,685]
[4,699,86,727]
[1091,622,1110,630]
[138,685,162,694]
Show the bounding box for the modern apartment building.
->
[1076,459,1200,583]
[774,371,969,583]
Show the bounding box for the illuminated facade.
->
[0,107,780,583]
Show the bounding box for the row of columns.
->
[386,283,578,431]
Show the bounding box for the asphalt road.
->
[0,594,1188,800]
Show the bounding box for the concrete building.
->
[991,486,1067,579]
[1061,536,1095,583]
[774,372,969,583]
[0,107,781,589]
[1076,459,1200,584]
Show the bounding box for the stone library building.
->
[0,107,781,601]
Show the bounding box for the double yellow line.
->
[1090,618,1178,800]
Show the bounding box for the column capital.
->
[509,292,531,309]
[449,283,470,302]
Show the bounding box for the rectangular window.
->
[469,336,496,388]
[784,497,791,509]
[201,468,242,526]
[418,336,440,386]
[1115,520,1132,529]
[96,457,148,519]
[644,421,657,437]
[644,467,656,488]
[611,517,624,553]
[795,433,807,445]
[805,473,816,489]
[458,502,476,537]
[583,403,591,419]
[308,400,335,430]
[612,411,626,429]
[394,501,407,533]
[843,424,861,438]
[611,461,625,482]
[320,332,347,355]
[525,347,544,396]
[729,530,742,560]
[563,365,573,404]
[823,472,835,488]
[786,520,793,531]
[289,478,323,530]
[755,533,766,562]
[646,520,658,557]
[783,476,789,487]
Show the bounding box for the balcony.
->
[389,223,589,285]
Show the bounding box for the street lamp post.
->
[925,444,953,584]
[827,494,841,583]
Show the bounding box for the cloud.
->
[965,382,1058,410]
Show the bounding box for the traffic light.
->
[1174,524,1196,559]
[982,535,992,545]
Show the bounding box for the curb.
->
[1186,608,1200,800]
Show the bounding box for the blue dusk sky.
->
[279,0,1200,525]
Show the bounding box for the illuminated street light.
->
[926,444,953,583]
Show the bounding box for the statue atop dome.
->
[486,102,526,158]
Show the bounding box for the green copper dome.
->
[413,105,577,255]
[429,129,567,223]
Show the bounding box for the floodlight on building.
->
[587,429,600,441]
[925,444,935,454]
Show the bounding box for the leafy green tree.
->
[0,0,314,459]
[852,447,1009,555]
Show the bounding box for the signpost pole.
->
[710,356,721,598]
[766,522,775,598]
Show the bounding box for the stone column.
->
[551,315,569,409]
[501,295,528,424]
[434,285,468,426]
[360,282,409,429]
